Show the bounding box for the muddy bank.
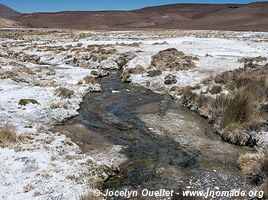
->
[56,72,254,199]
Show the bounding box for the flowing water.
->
[56,72,253,199]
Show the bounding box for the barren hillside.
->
[1,2,268,31]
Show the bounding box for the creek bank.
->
[57,72,253,199]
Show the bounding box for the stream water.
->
[56,72,253,199]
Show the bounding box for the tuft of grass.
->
[49,102,60,109]
[211,77,267,145]
[229,77,267,99]
[238,148,268,185]
[0,126,21,146]
[19,99,40,106]
[180,86,196,105]
[216,77,267,130]
[211,94,229,119]
[210,85,222,94]
[220,89,255,129]
[221,124,250,146]
[55,87,74,99]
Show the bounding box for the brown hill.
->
[0,17,21,28]
[0,3,20,19]
[1,2,268,31]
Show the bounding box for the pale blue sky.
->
[0,0,265,13]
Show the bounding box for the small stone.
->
[164,74,177,85]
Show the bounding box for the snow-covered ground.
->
[0,29,267,200]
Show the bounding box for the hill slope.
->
[1,2,268,31]
[0,3,20,19]
[0,17,21,28]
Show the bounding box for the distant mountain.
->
[1,2,268,31]
[0,3,20,19]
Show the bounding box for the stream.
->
[56,72,253,199]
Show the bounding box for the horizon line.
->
[1,1,267,14]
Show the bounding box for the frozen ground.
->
[0,29,267,199]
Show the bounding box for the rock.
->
[115,53,136,69]
[89,84,102,92]
[90,70,109,78]
[164,74,177,85]
[100,58,118,69]
[147,69,162,77]
[83,76,97,84]
[128,66,145,74]
[121,70,131,83]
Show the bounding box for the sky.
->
[0,0,266,13]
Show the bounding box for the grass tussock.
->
[220,89,256,128]
[178,75,268,146]
[239,148,268,185]
[49,102,61,109]
[211,77,267,145]
[223,78,267,127]
[55,87,74,99]
[0,126,22,146]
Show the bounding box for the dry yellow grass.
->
[55,87,74,99]
[238,153,264,175]
[0,126,22,146]
[211,77,267,145]
[49,102,61,109]
[238,148,268,185]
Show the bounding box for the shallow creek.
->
[56,72,253,199]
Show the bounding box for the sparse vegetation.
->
[178,66,268,146]
[55,87,74,99]
[239,148,268,186]
[0,126,21,146]
[19,99,40,106]
[220,89,255,128]
[210,85,222,94]
[49,102,61,109]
